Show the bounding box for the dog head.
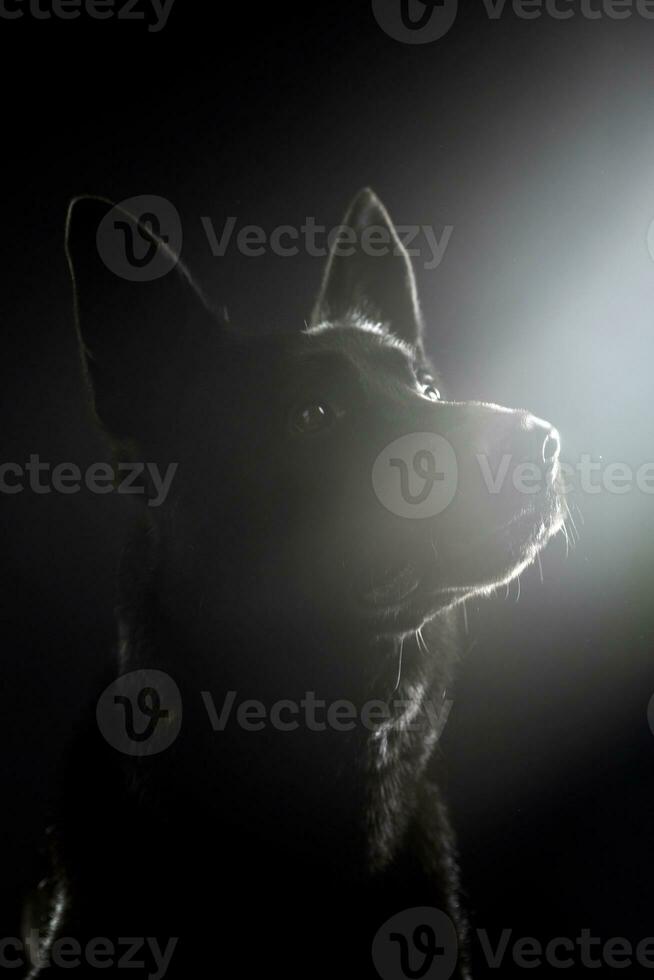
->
[67,189,563,641]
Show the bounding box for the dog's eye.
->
[421,381,441,402]
[291,403,334,435]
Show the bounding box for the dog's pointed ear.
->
[66,196,216,443]
[311,188,424,347]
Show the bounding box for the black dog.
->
[27,189,562,978]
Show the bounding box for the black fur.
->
[27,188,563,978]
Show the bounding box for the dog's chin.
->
[359,493,564,637]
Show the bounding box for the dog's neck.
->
[114,525,458,874]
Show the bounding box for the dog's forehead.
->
[296,321,419,379]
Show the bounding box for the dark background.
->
[2,1,654,974]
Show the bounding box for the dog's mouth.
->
[361,559,422,608]
[358,489,564,632]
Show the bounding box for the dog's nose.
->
[527,416,560,471]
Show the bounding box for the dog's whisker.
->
[413,626,428,657]
[393,634,405,692]
[563,497,580,546]
[420,626,431,655]
[560,515,570,559]
[535,550,544,584]
[560,498,575,548]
